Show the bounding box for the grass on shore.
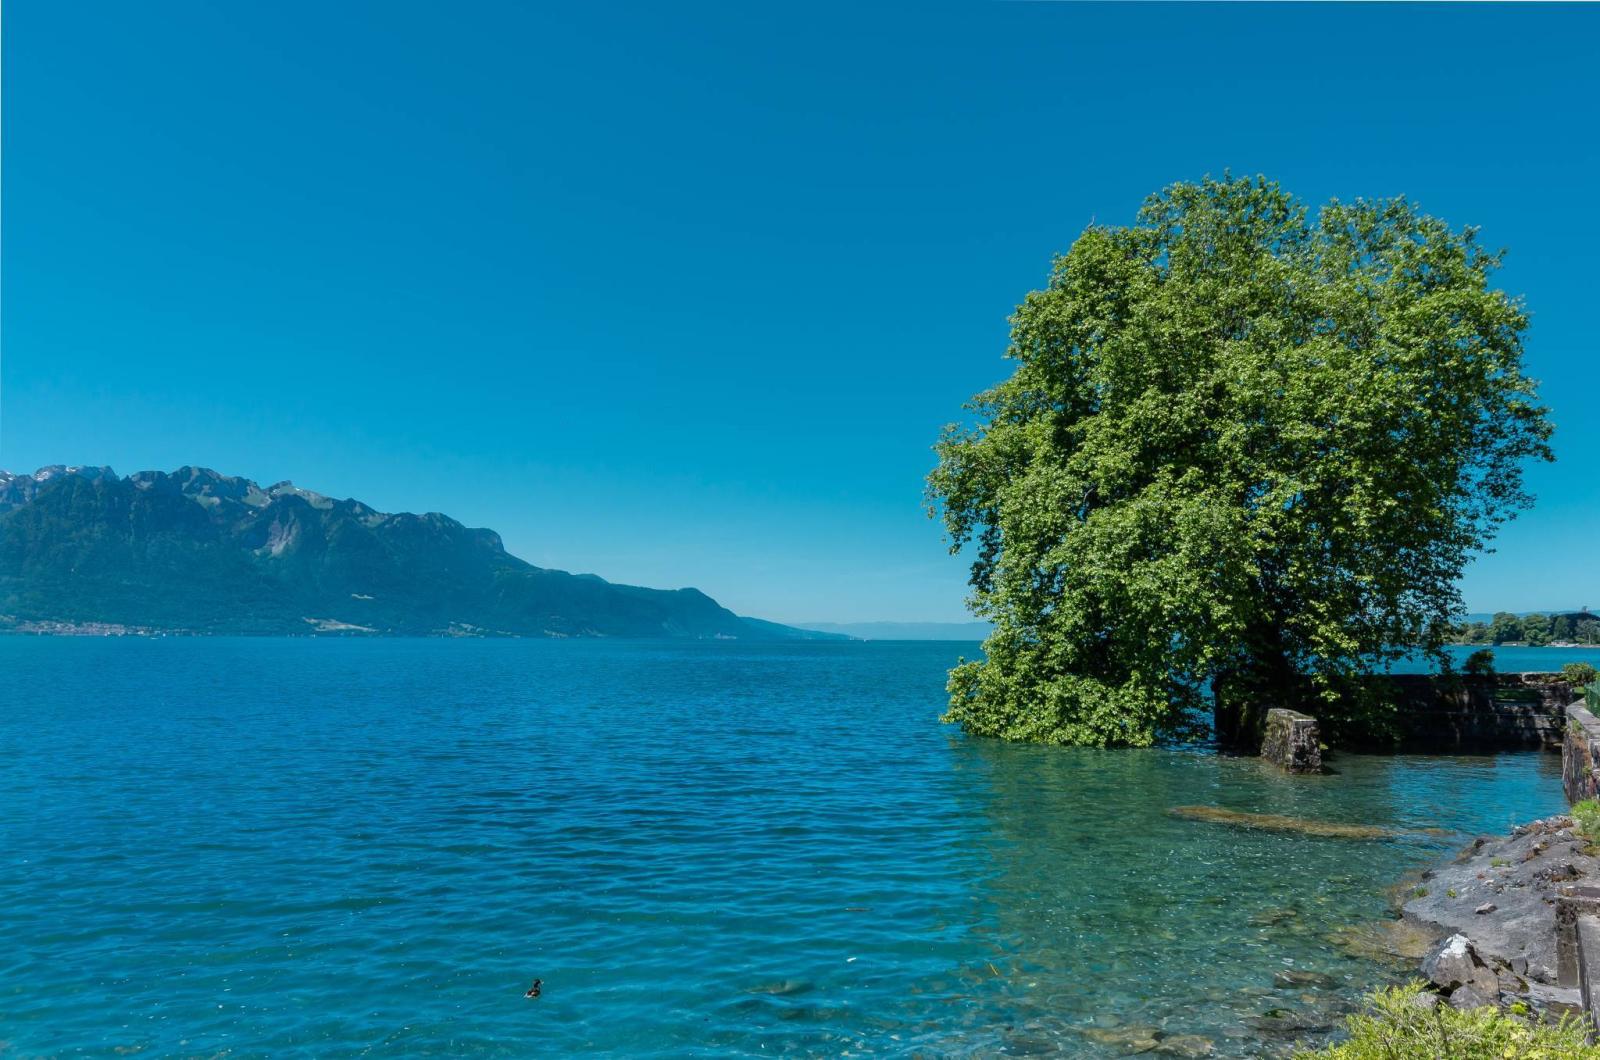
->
[1294,983,1599,1058]
[1572,798,1600,841]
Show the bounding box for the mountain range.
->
[0,465,843,640]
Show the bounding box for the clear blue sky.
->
[3,2,1596,623]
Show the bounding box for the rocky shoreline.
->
[1396,814,1591,1017]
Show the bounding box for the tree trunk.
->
[1212,619,1302,749]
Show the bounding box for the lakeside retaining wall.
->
[1345,672,1574,752]
[1565,701,1600,804]
[1555,698,1600,1030]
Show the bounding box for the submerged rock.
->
[1077,1025,1163,1053]
[1249,907,1300,927]
[1073,1027,1215,1057]
[1168,805,1392,839]
[745,979,813,996]
[1327,918,1438,965]
[1243,1008,1332,1036]
[1272,968,1335,989]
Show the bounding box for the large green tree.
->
[928,176,1552,747]
[1489,611,1524,645]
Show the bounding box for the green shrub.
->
[1294,982,1600,1058]
[1462,649,1496,676]
[1572,798,1600,838]
[1561,662,1598,687]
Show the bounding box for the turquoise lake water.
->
[3,639,1596,1057]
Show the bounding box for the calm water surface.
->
[1,639,1591,1057]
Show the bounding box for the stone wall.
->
[1578,917,1600,1028]
[1554,700,1600,1031]
[1344,672,1575,752]
[1565,702,1600,804]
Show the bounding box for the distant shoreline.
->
[1446,641,1599,649]
[0,620,863,642]
[6,620,1597,650]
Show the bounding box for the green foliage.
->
[927,175,1552,746]
[1294,983,1599,1058]
[1561,662,1598,687]
[1455,612,1600,646]
[1490,611,1525,645]
[1571,799,1600,839]
[1462,649,1496,676]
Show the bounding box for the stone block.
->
[1261,708,1322,773]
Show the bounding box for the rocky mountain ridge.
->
[0,465,837,640]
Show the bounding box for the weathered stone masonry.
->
[1565,700,1600,804]
[1260,708,1322,773]
[1355,672,1576,752]
[1555,696,1600,1028]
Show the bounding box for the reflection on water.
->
[0,638,1569,1057]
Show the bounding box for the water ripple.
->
[0,638,1575,1057]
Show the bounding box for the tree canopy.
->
[928,175,1552,747]
[1452,611,1599,646]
